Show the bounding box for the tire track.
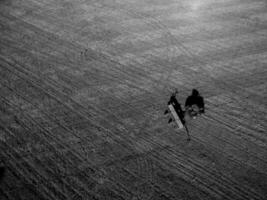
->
[148,146,264,200]
[0,62,218,198]
[0,95,134,200]
[1,1,266,198]
[92,1,267,155]
[1,57,266,200]
[0,101,102,199]
[0,60,264,198]
[0,91,177,199]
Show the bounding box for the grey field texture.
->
[0,0,267,199]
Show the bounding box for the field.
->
[0,0,267,199]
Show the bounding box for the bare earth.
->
[0,0,267,199]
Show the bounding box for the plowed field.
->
[0,0,267,199]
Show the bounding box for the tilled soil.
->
[0,0,267,199]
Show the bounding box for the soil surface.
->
[0,0,267,199]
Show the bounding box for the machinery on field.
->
[164,89,205,141]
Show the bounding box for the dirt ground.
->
[0,0,267,199]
